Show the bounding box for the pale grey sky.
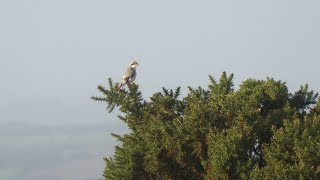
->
[0,0,319,179]
[1,0,320,123]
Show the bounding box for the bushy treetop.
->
[92,72,320,180]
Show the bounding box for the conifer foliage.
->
[92,73,320,179]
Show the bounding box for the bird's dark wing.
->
[128,69,136,83]
[123,67,134,78]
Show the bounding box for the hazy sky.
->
[1,0,320,124]
[0,0,320,179]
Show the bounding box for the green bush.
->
[92,72,320,180]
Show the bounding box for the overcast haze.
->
[1,0,320,179]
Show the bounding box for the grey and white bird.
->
[118,60,139,90]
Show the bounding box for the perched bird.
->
[119,60,139,90]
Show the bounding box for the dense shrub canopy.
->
[92,72,320,180]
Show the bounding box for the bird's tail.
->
[118,82,125,91]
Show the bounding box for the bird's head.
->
[129,60,139,69]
